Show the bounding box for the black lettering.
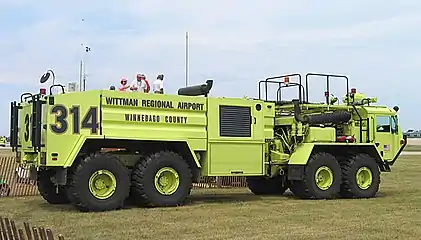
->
[50,105,68,134]
[142,100,174,109]
[105,97,138,106]
[125,114,161,122]
[165,116,188,124]
[70,106,80,134]
[24,113,32,142]
[50,105,99,134]
[81,108,99,134]
[106,97,113,105]
[177,102,204,111]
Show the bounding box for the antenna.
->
[80,17,91,91]
[185,31,189,87]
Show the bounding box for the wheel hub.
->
[356,167,373,190]
[315,166,333,190]
[154,167,180,195]
[89,170,117,199]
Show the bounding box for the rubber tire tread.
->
[131,150,193,207]
[67,153,130,212]
[246,176,289,195]
[339,153,380,198]
[290,152,342,199]
[37,169,69,204]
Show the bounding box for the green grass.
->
[1,155,421,240]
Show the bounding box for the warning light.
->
[284,76,289,83]
[40,88,46,95]
[324,91,329,97]
[351,88,357,94]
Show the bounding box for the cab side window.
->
[391,116,398,133]
[376,116,391,132]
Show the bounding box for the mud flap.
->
[288,165,305,181]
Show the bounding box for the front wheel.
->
[66,153,130,212]
[37,169,69,204]
[131,150,193,207]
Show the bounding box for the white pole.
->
[185,31,189,87]
[80,17,91,91]
[79,60,83,91]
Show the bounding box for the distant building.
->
[404,129,421,138]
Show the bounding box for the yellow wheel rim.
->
[315,166,334,190]
[88,170,117,199]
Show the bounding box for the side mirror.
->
[393,106,399,112]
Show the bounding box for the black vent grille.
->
[219,105,251,137]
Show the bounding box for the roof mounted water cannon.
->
[343,87,378,105]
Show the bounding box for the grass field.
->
[1,152,421,239]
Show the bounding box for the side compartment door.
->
[374,115,394,160]
[207,98,265,176]
[19,102,34,152]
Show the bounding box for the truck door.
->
[206,98,265,176]
[375,115,394,160]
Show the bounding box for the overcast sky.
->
[0,0,420,135]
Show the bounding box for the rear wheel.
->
[67,153,130,212]
[290,152,341,199]
[37,169,69,204]
[246,175,289,195]
[131,150,192,207]
[339,153,380,198]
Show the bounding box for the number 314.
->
[50,105,99,134]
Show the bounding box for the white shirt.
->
[130,79,147,92]
[153,79,164,92]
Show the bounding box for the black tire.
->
[37,169,69,204]
[66,153,130,212]
[289,152,341,199]
[339,153,380,198]
[131,150,192,207]
[246,175,289,195]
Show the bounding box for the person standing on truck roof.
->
[130,73,150,93]
[118,77,130,91]
[153,74,164,94]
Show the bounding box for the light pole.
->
[185,31,189,87]
[83,45,91,91]
[79,60,83,91]
[79,17,91,91]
